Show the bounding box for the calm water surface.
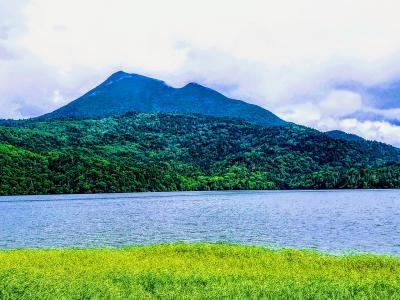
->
[0,190,399,254]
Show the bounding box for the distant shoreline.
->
[1,188,399,199]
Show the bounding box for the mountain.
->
[40,71,286,127]
[2,72,400,195]
[1,112,400,195]
[325,130,366,143]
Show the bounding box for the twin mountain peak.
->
[41,71,286,127]
[41,70,369,144]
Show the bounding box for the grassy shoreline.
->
[0,243,399,299]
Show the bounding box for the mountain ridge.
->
[1,68,400,194]
[40,71,287,127]
[0,71,397,148]
[325,130,366,143]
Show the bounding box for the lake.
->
[0,190,399,254]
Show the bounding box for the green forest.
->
[1,112,400,195]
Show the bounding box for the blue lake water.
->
[0,190,399,255]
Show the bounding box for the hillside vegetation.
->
[1,113,400,195]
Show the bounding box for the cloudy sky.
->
[2,0,400,145]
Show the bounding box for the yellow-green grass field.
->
[0,243,399,299]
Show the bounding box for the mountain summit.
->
[41,71,286,127]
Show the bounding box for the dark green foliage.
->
[325,130,366,143]
[1,112,400,195]
[40,71,286,127]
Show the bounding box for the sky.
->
[2,0,400,145]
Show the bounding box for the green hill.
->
[325,130,366,143]
[1,112,400,195]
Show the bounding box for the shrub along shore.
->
[0,243,399,299]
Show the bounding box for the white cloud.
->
[278,102,322,124]
[362,107,400,121]
[278,89,400,146]
[51,90,67,105]
[278,90,362,124]
[326,118,400,147]
[319,90,362,117]
[2,0,400,144]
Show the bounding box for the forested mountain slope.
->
[1,113,400,195]
[325,130,366,143]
